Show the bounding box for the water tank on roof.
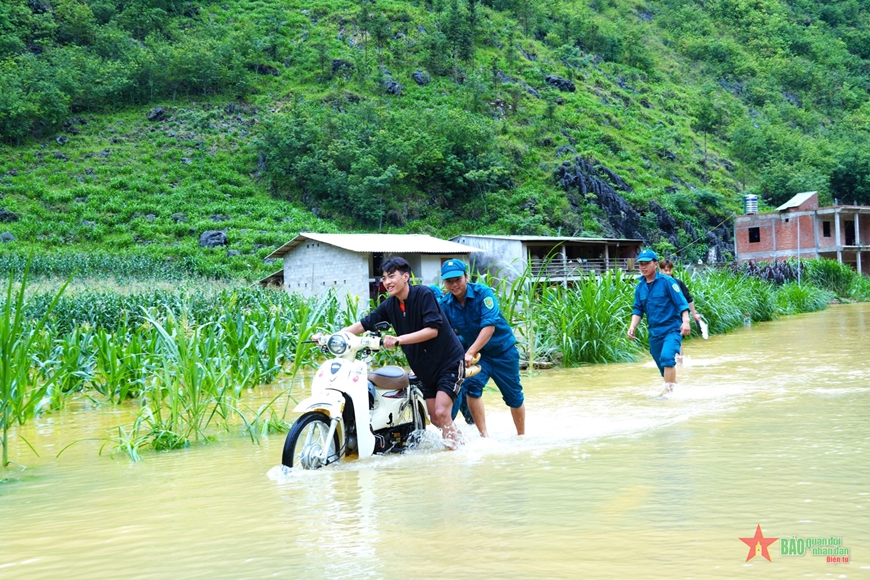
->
[744,194,758,215]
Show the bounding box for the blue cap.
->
[637,249,658,262]
[441,259,467,280]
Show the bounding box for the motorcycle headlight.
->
[326,334,349,356]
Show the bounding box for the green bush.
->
[259,101,510,227]
[804,258,856,297]
[848,273,870,301]
[775,282,834,315]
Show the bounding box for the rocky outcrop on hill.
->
[0,208,19,222]
[556,157,643,240]
[199,230,228,248]
[555,157,733,261]
[545,75,575,92]
[496,71,540,98]
[147,107,166,122]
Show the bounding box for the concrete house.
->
[734,191,870,275]
[262,233,481,303]
[450,234,644,284]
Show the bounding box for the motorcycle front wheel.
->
[282,412,340,469]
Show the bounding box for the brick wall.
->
[774,213,817,254]
[282,242,369,304]
[861,216,870,245]
[818,217,837,248]
[735,215,775,258]
[735,213,819,260]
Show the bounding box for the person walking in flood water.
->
[627,249,691,396]
[439,259,525,437]
[320,257,466,447]
[659,260,704,361]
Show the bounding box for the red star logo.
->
[739,524,779,562]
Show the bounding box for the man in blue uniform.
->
[627,249,691,396]
[335,257,466,446]
[440,259,525,437]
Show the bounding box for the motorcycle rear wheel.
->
[282,412,340,469]
[404,390,428,449]
[411,394,427,432]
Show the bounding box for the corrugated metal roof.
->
[776,191,817,211]
[265,233,483,260]
[453,234,644,243]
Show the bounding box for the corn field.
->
[0,257,862,464]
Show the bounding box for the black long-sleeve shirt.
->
[360,284,464,386]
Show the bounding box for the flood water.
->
[1,303,869,579]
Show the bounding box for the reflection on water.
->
[2,304,869,579]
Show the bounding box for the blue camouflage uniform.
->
[440,282,525,416]
[632,271,690,375]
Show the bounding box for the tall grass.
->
[135,311,234,452]
[849,275,870,301]
[0,253,220,282]
[803,259,855,297]
[540,271,641,365]
[775,283,834,315]
[690,268,777,332]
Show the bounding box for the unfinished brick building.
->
[734,191,870,275]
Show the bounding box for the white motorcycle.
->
[282,322,429,470]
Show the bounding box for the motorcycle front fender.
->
[347,385,375,459]
[293,389,345,417]
[292,387,375,460]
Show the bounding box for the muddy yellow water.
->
[2,304,869,579]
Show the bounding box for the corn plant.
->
[136,310,233,451]
[0,262,70,467]
[91,327,147,404]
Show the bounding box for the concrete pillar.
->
[836,211,842,263]
[797,215,801,258]
[734,222,739,262]
[772,216,777,254]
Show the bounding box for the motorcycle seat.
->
[368,365,410,391]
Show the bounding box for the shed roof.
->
[266,233,483,260]
[453,234,644,244]
[776,191,817,211]
[257,269,285,287]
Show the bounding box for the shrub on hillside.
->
[259,101,511,227]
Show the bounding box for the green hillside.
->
[2,0,870,279]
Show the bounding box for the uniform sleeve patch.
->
[672,283,681,293]
[483,296,495,310]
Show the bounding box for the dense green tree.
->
[259,101,509,227]
[830,146,870,205]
